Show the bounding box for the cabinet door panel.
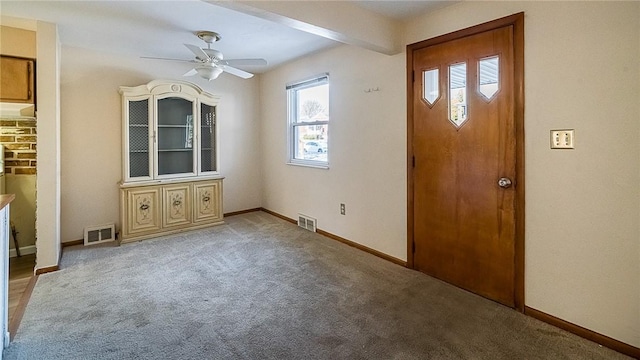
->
[126,98,152,180]
[193,181,222,223]
[127,188,161,234]
[0,56,34,103]
[163,185,191,227]
[156,96,196,177]
[200,101,217,173]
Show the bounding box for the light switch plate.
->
[550,129,574,149]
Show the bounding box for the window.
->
[422,68,439,106]
[478,56,500,101]
[287,74,329,167]
[448,62,468,128]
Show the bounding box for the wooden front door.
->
[407,14,525,308]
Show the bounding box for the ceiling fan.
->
[142,31,267,81]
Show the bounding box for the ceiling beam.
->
[208,1,401,55]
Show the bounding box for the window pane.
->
[128,99,149,178]
[479,56,499,100]
[288,75,329,166]
[200,103,216,172]
[422,68,439,106]
[157,97,193,175]
[296,83,329,123]
[293,124,328,162]
[449,62,468,127]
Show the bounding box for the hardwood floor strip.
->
[524,306,640,359]
[9,254,36,279]
[9,275,38,341]
[260,208,406,267]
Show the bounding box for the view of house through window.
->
[287,74,329,166]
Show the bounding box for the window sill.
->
[286,160,329,170]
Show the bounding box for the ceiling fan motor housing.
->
[204,48,223,60]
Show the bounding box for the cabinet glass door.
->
[200,102,217,173]
[128,99,151,179]
[157,97,195,176]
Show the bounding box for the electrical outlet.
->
[340,203,346,215]
[550,129,575,149]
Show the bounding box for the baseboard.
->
[260,208,297,224]
[524,306,640,359]
[9,245,36,258]
[259,208,407,267]
[61,239,84,248]
[35,265,58,275]
[316,229,407,267]
[9,275,38,341]
[224,208,261,217]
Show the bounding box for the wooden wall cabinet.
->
[119,80,224,243]
[0,56,35,104]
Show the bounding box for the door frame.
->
[406,13,525,311]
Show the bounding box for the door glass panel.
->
[479,56,499,100]
[128,99,149,178]
[200,103,216,173]
[157,97,194,175]
[448,62,467,127]
[422,68,439,106]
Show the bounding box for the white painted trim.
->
[9,245,36,258]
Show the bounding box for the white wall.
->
[35,20,61,270]
[261,1,640,349]
[260,45,407,260]
[60,46,262,242]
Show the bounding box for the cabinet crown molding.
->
[119,79,220,102]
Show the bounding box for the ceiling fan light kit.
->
[141,30,266,81]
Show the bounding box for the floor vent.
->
[297,214,317,232]
[84,224,116,246]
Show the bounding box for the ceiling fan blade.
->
[141,56,194,63]
[183,69,198,77]
[222,65,254,79]
[184,43,210,61]
[223,58,268,66]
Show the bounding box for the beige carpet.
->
[3,211,630,359]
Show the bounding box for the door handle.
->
[498,177,512,188]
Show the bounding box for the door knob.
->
[498,177,512,188]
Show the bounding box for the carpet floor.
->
[3,211,631,359]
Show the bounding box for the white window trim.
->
[286,73,330,169]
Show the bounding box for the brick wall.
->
[0,117,37,175]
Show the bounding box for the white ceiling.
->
[353,1,452,20]
[0,1,453,74]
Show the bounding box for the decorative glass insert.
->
[200,103,217,172]
[448,62,467,127]
[422,68,439,106]
[128,99,150,178]
[479,56,499,100]
[157,97,194,175]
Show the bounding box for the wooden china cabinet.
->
[119,80,223,243]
